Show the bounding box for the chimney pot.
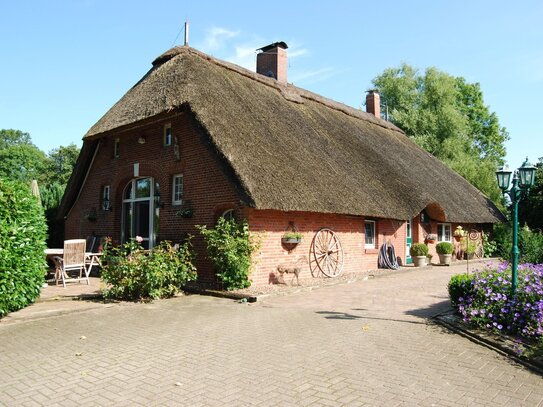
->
[366,90,381,119]
[256,42,288,83]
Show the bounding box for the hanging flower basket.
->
[425,234,437,244]
[281,232,302,245]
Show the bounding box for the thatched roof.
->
[76,46,503,223]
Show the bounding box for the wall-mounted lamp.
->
[154,190,164,209]
[138,136,146,144]
[102,196,111,211]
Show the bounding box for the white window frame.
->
[364,220,376,249]
[102,185,111,211]
[172,174,183,206]
[164,123,172,146]
[437,223,452,242]
[114,138,120,158]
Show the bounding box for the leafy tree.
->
[372,64,509,204]
[519,157,543,231]
[0,129,31,149]
[46,143,80,185]
[0,130,48,184]
[40,182,67,247]
[0,129,81,246]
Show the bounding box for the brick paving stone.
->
[1,262,542,406]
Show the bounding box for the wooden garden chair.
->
[54,239,89,287]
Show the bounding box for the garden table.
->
[44,249,102,285]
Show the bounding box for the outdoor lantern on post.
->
[496,157,537,296]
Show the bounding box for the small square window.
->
[114,138,120,158]
[172,174,183,205]
[438,223,452,242]
[102,185,111,211]
[164,124,172,146]
[365,220,376,249]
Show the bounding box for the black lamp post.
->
[496,157,536,296]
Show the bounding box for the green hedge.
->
[0,179,47,317]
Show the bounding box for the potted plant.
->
[410,243,429,267]
[436,242,454,265]
[426,253,433,265]
[281,232,302,245]
[464,241,477,260]
[425,233,437,244]
[453,226,465,242]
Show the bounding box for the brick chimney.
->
[256,42,288,84]
[366,90,381,119]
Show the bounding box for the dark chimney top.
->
[257,41,288,53]
[256,42,288,83]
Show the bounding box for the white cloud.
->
[196,32,335,84]
[203,27,240,51]
[226,44,258,70]
[288,48,308,58]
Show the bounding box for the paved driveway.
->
[1,263,542,406]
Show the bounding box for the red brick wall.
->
[65,112,241,282]
[245,209,407,286]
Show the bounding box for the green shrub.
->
[493,222,512,259]
[447,273,474,307]
[518,226,543,264]
[197,217,259,290]
[0,178,47,317]
[481,232,498,258]
[101,238,197,300]
[409,243,428,257]
[436,242,454,254]
[492,223,543,263]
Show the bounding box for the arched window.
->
[122,177,160,249]
[221,209,235,221]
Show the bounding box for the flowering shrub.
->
[450,263,543,342]
[101,237,197,300]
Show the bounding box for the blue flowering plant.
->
[449,262,543,354]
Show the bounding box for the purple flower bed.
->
[452,263,543,345]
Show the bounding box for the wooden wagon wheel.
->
[309,228,344,278]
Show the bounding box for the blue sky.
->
[1,1,542,169]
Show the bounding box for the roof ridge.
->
[167,46,405,135]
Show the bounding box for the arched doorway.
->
[122,177,160,249]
